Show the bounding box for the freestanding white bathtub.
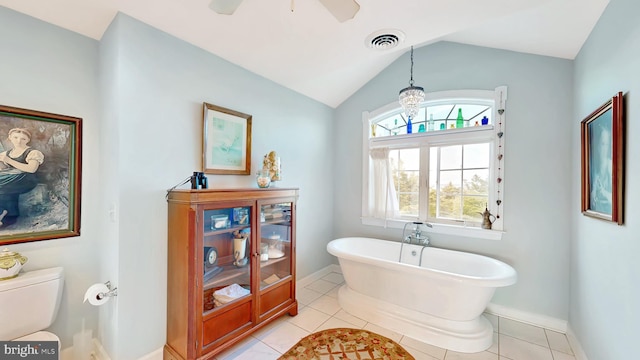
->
[327,237,517,353]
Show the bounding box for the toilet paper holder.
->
[97,281,118,300]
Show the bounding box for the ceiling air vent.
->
[365,29,405,50]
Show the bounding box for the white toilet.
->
[0,267,64,346]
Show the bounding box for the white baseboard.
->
[93,338,111,360]
[137,347,163,360]
[566,325,589,360]
[296,263,341,288]
[485,303,568,333]
[59,338,109,360]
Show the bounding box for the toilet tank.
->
[0,267,64,340]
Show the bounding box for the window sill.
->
[361,217,504,241]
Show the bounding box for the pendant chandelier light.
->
[398,46,425,120]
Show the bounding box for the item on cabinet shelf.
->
[268,244,284,259]
[256,169,271,188]
[232,208,249,225]
[190,171,208,189]
[260,243,269,261]
[263,274,280,285]
[213,284,250,307]
[481,116,489,125]
[266,232,285,258]
[268,247,284,259]
[211,214,230,230]
[233,239,248,267]
[204,247,219,267]
[263,206,287,220]
[263,151,281,182]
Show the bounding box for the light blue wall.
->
[571,0,640,358]
[101,13,335,359]
[334,42,575,319]
[0,6,101,350]
[1,7,335,359]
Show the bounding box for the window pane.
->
[375,113,406,137]
[439,195,461,219]
[429,148,437,218]
[462,167,489,222]
[438,170,461,219]
[463,169,489,195]
[463,143,490,168]
[399,192,419,216]
[462,195,488,220]
[440,146,462,170]
[390,148,420,217]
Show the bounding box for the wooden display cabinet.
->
[164,188,298,360]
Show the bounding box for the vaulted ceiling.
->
[0,0,609,107]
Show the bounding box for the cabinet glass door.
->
[202,206,252,313]
[258,202,292,289]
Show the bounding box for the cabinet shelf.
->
[204,224,251,237]
[259,255,288,268]
[203,264,251,291]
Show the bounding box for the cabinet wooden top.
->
[167,187,299,204]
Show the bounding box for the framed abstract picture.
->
[202,102,252,175]
[580,92,624,224]
[0,105,82,244]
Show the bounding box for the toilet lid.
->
[14,331,60,347]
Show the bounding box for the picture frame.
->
[0,105,82,244]
[580,92,624,224]
[202,102,252,175]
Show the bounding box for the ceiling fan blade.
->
[209,0,245,15]
[318,0,360,22]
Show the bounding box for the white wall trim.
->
[93,338,111,360]
[60,338,111,360]
[297,263,341,288]
[485,303,567,333]
[566,325,589,360]
[137,347,163,360]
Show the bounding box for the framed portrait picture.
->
[580,92,624,224]
[202,102,252,175]
[0,105,82,244]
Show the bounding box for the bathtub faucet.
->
[403,222,433,245]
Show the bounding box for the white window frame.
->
[361,87,507,240]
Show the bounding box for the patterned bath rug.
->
[278,327,415,360]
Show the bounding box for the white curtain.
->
[369,148,399,221]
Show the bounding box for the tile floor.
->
[216,271,576,360]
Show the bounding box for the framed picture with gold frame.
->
[0,105,82,244]
[202,102,252,175]
[580,92,624,224]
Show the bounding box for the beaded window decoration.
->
[494,88,506,220]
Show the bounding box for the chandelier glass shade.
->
[398,46,424,120]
